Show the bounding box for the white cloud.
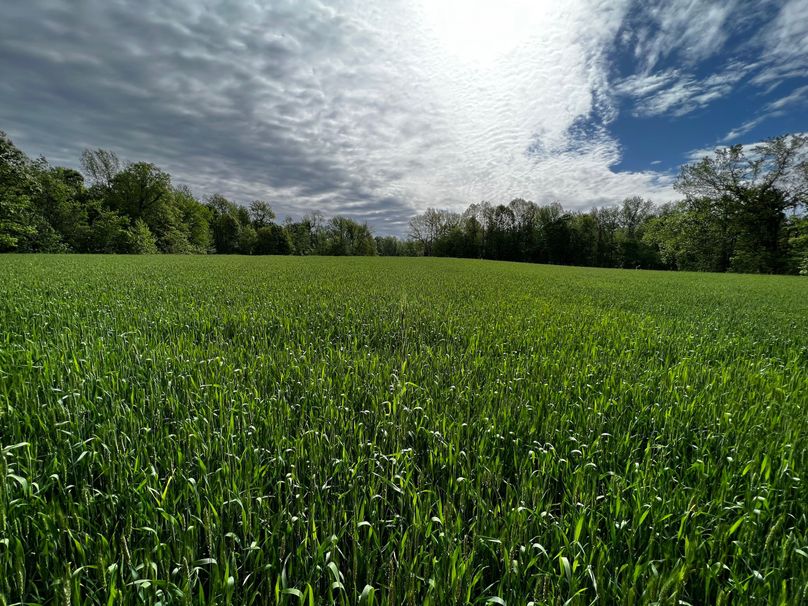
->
[615,0,806,121]
[763,0,808,61]
[631,0,738,72]
[749,0,808,86]
[1,0,684,234]
[723,84,808,142]
[767,85,808,111]
[614,70,679,97]
[724,117,767,142]
[618,64,748,118]
[3,0,802,235]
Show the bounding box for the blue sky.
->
[0,0,806,234]
[609,1,807,174]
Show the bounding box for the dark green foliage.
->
[255,224,293,255]
[644,200,723,271]
[403,135,807,274]
[410,197,664,269]
[1,133,212,255]
[107,163,210,254]
[238,224,258,255]
[32,167,88,251]
[321,216,377,256]
[125,218,158,254]
[207,195,246,254]
[0,132,39,251]
[249,199,276,228]
[787,216,808,275]
[404,134,808,274]
[84,208,131,253]
[107,162,172,226]
[283,218,318,255]
[670,135,808,274]
[375,235,422,256]
[1,130,806,270]
[174,186,212,253]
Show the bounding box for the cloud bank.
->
[0,0,804,233]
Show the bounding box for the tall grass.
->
[0,255,806,605]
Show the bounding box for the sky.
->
[1,0,806,235]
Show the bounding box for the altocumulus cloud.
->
[0,0,803,233]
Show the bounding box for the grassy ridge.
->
[1,256,806,605]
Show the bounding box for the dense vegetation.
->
[2,131,806,273]
[1,256,806,605]
[406,136,808,274]
[0,133,377,257]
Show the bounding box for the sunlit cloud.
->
[0,0,803,234]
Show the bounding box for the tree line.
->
[403,135,808,274]
[0,132,376,256]
[2,130,806,273]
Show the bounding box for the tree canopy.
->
[1,130,806,274]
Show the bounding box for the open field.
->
[1,255,807,605]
